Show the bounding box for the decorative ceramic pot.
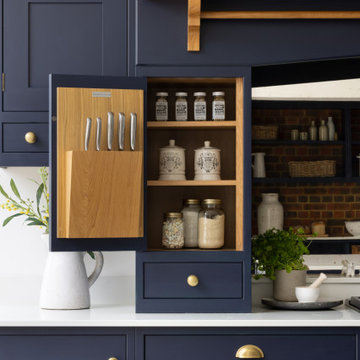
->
[273,269,307,302]
[159,139,186,180]
[40,234,104,310]
[252,152,266,178]
[257,193,284,234]
[194,141,221,180]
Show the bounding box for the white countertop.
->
[1,276,360,327]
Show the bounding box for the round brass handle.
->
[236,345,264,359]
[187,274,199,287]
[25,131,37,144]
[108,358,119,360]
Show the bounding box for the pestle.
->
[309,272,327,288]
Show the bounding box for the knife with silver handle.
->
[130,112,137,151]
[84,117,92,151]
[96,117,102,151]
[107,112,114,151]
[118,112,125,151]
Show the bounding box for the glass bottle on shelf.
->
[155,92,168,121]
[194,92,207,120]
[162,212,184,249]
[175,92,188,121]
[212,92,225,120]
[327,117,335,141]
[198,199,225,249]
[309,120,317,141]
[181,199,201,248]
[319,119,329,141]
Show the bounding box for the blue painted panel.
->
[144,262,243,299]
[3,123,48,153]
[3,0,127,112]
[135,0,360,67]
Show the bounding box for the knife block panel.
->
[62,150,143,238]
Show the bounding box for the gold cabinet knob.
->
[108,358,119,360]
[187,274,199,287]
[236,345,264,359]
[24,132,37,144]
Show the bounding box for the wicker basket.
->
[252,125,278,140]
[288,160,336,177]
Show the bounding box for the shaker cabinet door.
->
[3,0,127,112]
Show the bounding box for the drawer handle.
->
[236,345,264,359]
[108,358,119,360]
[25,131,37,144]
[187,274,199,287]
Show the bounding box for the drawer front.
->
[144,262,243,299]
[0,335,126,360]
[143,333,356,360]
[3,123,48,153]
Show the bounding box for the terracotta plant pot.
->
[273,269,307,302]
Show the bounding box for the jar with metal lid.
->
[212,91,225,120]
[155,92,168,121]
[181,199,201,248]
[162,212,184,249]
[198,199,225,249]
[175,92,188,121]
[194,92,206,121]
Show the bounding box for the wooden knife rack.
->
[57,87,144,239]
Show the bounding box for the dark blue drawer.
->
[144,262,243,299]
[2,123,48,153]
[143,332,356,360]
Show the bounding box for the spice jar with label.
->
[159,139,186,180]
[194,92,206,120]
[175,92,188,121]
[194,141,221,180]
[212,91,225,120]
[181,199,201,248]
[155,92,168,121]
[162,212,184,249]
[198,199,225,249]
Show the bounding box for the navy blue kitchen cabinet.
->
[0,0,127,166]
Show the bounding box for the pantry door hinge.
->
[1,73,4,92]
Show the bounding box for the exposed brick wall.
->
[252,183,360,236]
[252,108,358,238]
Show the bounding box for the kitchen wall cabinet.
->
[0,0,127,166]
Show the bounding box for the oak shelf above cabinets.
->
[147,121,236,129]
[147,180,237,187]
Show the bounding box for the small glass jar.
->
[212,91,225,120]
[198,199,225,249]
[162,212,184,249]
[194,92,206,121]
[155,92,168,121]
[181,199,201,248]
[175,92,188,121]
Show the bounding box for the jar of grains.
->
[194,92,206,120]
[155,92,168,121]
[162,212,184,249]
[181,199,201,248]
[212,91,225,120]
[175,92,188,121]
[198,199,225,249]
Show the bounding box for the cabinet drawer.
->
[3,123,48,153]
[144,262,243,299]
[143,333,356,360]
[0,334,127,360]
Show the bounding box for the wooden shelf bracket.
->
[188,0,360,52]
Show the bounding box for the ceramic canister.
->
[194,141,221,180]
[159,139,186,180]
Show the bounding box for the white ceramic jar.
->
[257,193,284,234]
[194,141,221,180]
[159,139,186,180]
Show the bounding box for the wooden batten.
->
[188,0,201,51]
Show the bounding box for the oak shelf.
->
[147,121,236,129]
[147,180,237,187]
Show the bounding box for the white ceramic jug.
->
[40,238,104,309]
[252,152,266,178]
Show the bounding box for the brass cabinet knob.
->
[24,131,37,144]
[187,274,199,287]
[108,358,119,360]
[236,345,264,359]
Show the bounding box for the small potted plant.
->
[252,228,310,301]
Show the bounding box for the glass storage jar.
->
[198,199,225,249]
[181,199,201,248]
[162,212,184,249]
[155,92,168,121]
[175,92,188,121]
[194,92,206,120]
[212,91,225,120]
